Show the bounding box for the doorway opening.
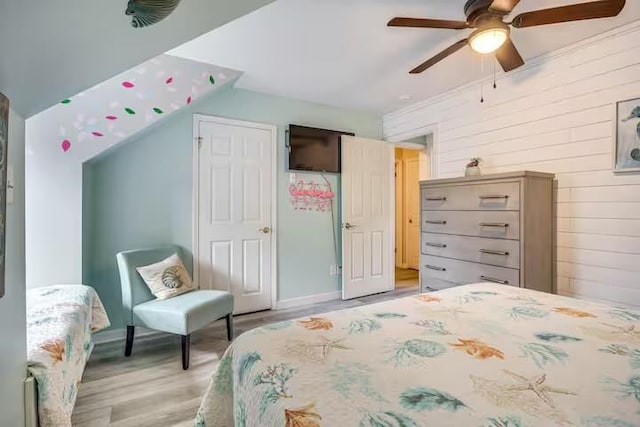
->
[394,134,432,291]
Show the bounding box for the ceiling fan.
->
[388,0,626,74]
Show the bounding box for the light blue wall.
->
[0,107,27,426]
[84,88,381,328]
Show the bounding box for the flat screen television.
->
[288,125,353,173]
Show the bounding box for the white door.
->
[405,156,421,270]
[342,136,394,299]
[194,115,276,314]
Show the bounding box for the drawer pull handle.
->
[426,242,447,248]
[425,220,447,225]
[479,222,509,228]
[425,196,447,201]
[426,265,446,272]
[479,249,510,256]
[479,195,510,200]
[480,275,509,285]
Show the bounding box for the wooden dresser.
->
[420,171,554,293]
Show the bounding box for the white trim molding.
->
[92,326,167,344]
[24,377,37,427]
[276,291,342,310]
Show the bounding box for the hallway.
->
[395,267,419,289]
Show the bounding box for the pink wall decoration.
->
[289,179,335,212]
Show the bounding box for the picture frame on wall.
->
[0,93,8,299]
[613,97,640,174]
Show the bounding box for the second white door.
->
[195,115,275,314]
[342,136,394,299]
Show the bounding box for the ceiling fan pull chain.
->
[493,61,497,89]
[480,55,485,103]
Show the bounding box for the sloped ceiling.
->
[0,0,274,117]
[169,0,640,114]
[27,54,240,158]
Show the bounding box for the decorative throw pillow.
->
[136,253,194,300]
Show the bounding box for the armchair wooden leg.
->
[124,326,135,357]
[226,313,234,341]
[181,334,191,370]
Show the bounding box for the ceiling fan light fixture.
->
[469,26,509,54]
[390,0,627,74]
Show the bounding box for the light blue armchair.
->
[116,246,234,370]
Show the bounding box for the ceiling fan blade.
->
[410,39,469,74]
[489,0,521,14]
[495,38,525,72]
[388,17,469,30]
[511,0,625,28]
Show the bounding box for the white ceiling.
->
[0,0,274,117]
[169,0,640,114]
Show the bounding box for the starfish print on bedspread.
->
[284,336,351,363]
[582,323,640,344]
[471,370,576,425]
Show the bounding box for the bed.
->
[195,283,640,427]
[26,285,110,427]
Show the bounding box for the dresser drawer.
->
[421,255,520,291]
[421,233,520,269]
[422,182,520,211]
[421,210,519,240]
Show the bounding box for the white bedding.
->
[195,283,640,426]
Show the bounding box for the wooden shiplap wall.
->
[384,22,640,307]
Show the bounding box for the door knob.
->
[259,227,271,234]
[344,223,357,230]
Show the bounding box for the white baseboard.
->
[276,290,341,310]
[93,326,160,344]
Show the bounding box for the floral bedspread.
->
[195,283,640,427]
[27,285,110,427]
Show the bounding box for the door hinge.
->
[195,136,203,147]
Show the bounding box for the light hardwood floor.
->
[72,286,418,427]
[395,267,419,289]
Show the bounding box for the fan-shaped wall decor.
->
[125,0,183,28]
